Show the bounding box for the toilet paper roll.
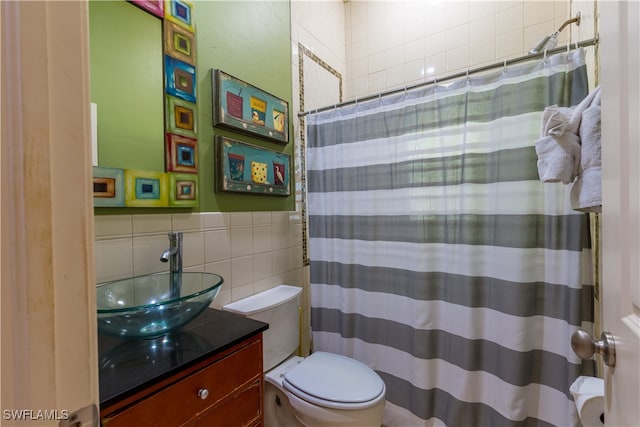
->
[574,393,604,427]
[570,376,604,427]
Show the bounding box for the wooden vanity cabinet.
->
[100,333,264,427]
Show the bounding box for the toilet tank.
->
[223,285,302,371]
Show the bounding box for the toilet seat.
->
[282,352,386,410]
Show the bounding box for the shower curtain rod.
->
[298,36,598,117]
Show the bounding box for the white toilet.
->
[223,285,386,427]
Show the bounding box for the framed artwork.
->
[166,95,196,137]
[212,69,289,144]
[165,56,196,103]
[93,167,125,207]
[164,21,196,65]
[129,0,164,17]
[124,169,169,207]
[165,0,195,33]
[216,136,290,196]
[169,173,198,207]
[165,133,198,174]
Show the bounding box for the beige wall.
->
[345,0,597,100]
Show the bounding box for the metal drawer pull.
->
[198,388,209,400]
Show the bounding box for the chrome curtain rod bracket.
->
[298,36,598,118]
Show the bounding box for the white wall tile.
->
[231,227,253,258]
[469,38,496,66]
[368,70,386,93]
[132,234,170,276]
[182,231,204,267]
[253,252,273,281]
[271,222,290,250]
[495,28,524,59]
[272,248,290,276]
[202,212,230,229]
[205,260,232,292]
[271,211,291,224]
[445,23,469,50]
[495,4,524,35]
[468,1,496,20]
[447,45,470,71]
[95,238,133,283]
[253,225,272,254]
[404,38,425,64]
[469,15,496,42]
[230,212,252,227]
[231,283,254,302]
[424,9,446,36]
[132,214,171,235]
[95,215,132,238]
[204,229,231,263]
[523,1,555,27]
[368,51,386,74]
[351,57,368,79]
[385,64,405,90]
[404,58,425,83]
[446,2,469,29]
[425,31,446,58]
[231,256,253,288]
[252,211,272,226]
[171,213,203,232]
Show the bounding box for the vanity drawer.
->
[102,338,263,427]
[188,380,262,426]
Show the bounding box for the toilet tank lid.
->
[223,285,302,315]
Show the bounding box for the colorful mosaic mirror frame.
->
[93,0,199,208]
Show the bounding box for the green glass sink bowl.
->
[96,272,223,339]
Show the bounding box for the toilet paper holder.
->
[571,329,616,367]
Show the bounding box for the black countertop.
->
[98,308,268,409]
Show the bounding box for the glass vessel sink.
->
[96,272,223,339]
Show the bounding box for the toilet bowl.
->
[223,285,386,427]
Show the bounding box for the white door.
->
[1,2,99,425]
[600,1,640,425]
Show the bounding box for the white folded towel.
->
[535,89,600,184]
[571,88,602,212]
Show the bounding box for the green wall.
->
[90,1,294,213]
[90,1,165,171]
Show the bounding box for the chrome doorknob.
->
[571,329,616,367]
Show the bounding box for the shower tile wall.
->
[345,0,597,100]
[94,211,311,354]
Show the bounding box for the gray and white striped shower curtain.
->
[306,48,594,427]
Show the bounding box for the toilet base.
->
[264,379,385,427]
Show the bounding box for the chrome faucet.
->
[160,232,183,297]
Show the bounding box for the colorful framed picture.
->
[129,0,164,18]
[166,95,196,137]
[165,56,196,103]
[212,69,289,145]
[216,136,290,196]
[165,0,195,33]
[165,133,197,174]
[92,167,125,207]
[164,20,196,65]
[169,173,198,207]
[124,169,169,207]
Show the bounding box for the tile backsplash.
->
[94,211,311,353]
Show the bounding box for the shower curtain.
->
[306,48,594,427]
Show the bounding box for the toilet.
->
[223,285,386,427]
